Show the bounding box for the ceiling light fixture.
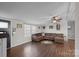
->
[51,16,62,23]
[53,16,62,21]
[53,20,57,23]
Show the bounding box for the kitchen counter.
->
[0,34,8,38]
[0,31,8,57]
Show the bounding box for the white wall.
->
[43,20,66,34]
[75,3,79,57]
[69,2,79,57]
[11,20,32,47]
[31,25,42,34]
[35,25,42,33]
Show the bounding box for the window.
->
[0,22,8,28]
[24,24,31,37]
[31,25,37,34]
[24,24,37,37]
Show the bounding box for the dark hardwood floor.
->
[7,39,75,57]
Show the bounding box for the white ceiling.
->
[0,2,69,25]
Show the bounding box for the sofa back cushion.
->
[32,33,64,37]
[32,33,42,36]
[45,33,56,37]
[56,34,64,37]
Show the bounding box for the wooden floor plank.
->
[7,39,75,57]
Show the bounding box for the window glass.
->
[0,22,8,28]
[24,24,31,37]
[32,25,37,34]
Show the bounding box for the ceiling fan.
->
[39,2,71,24]
[40,15,62,24]
[51,16,62,23]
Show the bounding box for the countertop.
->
[0,33,8,38]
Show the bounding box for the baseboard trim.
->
[10,40,32,48]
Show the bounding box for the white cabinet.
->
[0,39,2,57]
[0,38,7,57]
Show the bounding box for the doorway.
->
[0,19,11,49]
[68,20,75,40]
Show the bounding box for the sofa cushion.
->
[32,33,64,42]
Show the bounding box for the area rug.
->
[41,40,53,44]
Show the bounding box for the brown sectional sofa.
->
[44,33,56,41]
[32,33,43,41]
[32,33,64,43]
[54,34,64,43]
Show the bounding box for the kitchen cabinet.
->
[0,38,7,57]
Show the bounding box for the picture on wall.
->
[43,26,45,29]
[17,24,22,28]
[49,25,53,29]
[56,24,60,30]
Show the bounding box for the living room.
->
[0,2,77,57]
